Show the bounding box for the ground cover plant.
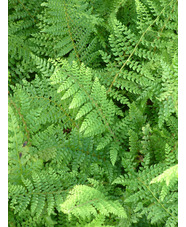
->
[8,0,178,226]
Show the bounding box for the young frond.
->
[61,185,127,220]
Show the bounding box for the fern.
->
[8,69,123,226]
[61,185,127,220]
[50,59,117,144]
[113,163,178,226]
[32,0,103,67]
[8,0,44,87]
[8,0,178,226]
[150,164,178,201]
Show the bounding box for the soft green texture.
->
[8,0,178,226]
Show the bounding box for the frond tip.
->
[61,185,127,220]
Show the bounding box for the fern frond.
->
[61,185,127,220]
[150,164,178,201]
[32,0,103,67]
[51,59,116,142]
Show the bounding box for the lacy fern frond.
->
[8,0,43,86]
[113,163,178,226]
[150,164,178,201]
[32,0,103,67]
[50,59,117,145]
[61,185,127,221]
[8,0,178,226]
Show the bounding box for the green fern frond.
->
[61,185,127,220]
[150,164,178,201]
[32,0,103,66]
[51,59,116,142]
[8,0,178,226]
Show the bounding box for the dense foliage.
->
[8,0,178,226]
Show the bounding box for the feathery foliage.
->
[8,0,178,226]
